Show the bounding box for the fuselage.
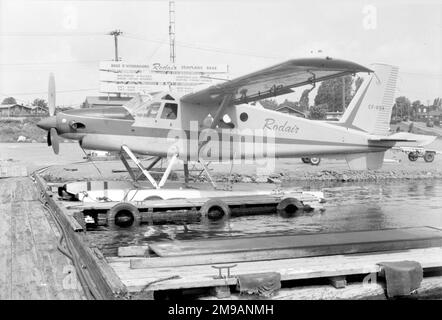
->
[39,96,391,162]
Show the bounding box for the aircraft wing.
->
[180,57,372,106]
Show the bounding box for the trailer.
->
[392,146,442,163]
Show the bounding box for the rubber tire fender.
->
[107,202,141,229]
[199,199,231,221]
[277,197,304,215]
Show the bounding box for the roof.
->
[0,104,31,110]
[325,111,343,115]
[275,105,307,117]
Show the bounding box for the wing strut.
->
[210,93,234,129]
[120,145,178,189]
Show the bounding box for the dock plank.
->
[108,247,442,292]
[0,177,85,300]
[0,203,12,299]
[149,227,442,257]
[11,200,50,299]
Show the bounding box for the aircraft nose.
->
[37,116,57,131]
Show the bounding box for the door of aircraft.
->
[157,102,179,129]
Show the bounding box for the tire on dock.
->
[107,202,141,229]
[277,197,304,216]
[199,199,231,221]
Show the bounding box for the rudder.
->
[339,64,399,135]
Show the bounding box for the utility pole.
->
[109,29,123,97]
[109,29,123,62]
[169,1,176,63]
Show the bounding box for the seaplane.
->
[38,57,436,193]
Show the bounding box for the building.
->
[29,105,49,116]
[274,105,307,118]
[83,96,132,108]
[429,110,442,123]
[262,103,307,118]
[415,106,431,121]
[0,104,50,117]
[0,104,32,117]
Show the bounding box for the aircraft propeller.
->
[48,128,60,154]
[48,72,56,116]
[37,72,59,154]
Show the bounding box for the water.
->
[1,142,442,252]
[86,179,442,254]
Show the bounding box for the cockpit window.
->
[161,103,178,120]
[134,101,161,118]
[146,102,161,118]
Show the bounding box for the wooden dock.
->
[109,247,442,296]
[0,176,84,299]
[31,173,442,300]
[107,228,442,297]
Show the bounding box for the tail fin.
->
[339,64,399,135]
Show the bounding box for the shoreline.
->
[38,159,442,184]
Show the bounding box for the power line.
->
[0,88,98,96]
[122,33,282,60]
[0,60,100,66]
[0,32,107,37]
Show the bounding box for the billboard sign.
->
[99,61,229,95]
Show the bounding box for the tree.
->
[314,75,353,112]
[433,97,441,110]
[354,76,364,94]
[309,105,326,120]
[298,89,310,112]
[1,97,16,105]
[392,96,411,119]
[411,100,421,119]
[32,98,47,108]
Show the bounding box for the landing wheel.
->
[408,152,419,162]
[310,157,321,166]
[301,157,310,164]
[107,202,140,229]
[424,152,435,163]
[200,199,231,221]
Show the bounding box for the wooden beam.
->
[329,276,347,289]
[118,246,150,257]
[34,174,128,299]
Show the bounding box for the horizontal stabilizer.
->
[369,132,437,146]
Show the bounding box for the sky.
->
[0,0,441,106]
